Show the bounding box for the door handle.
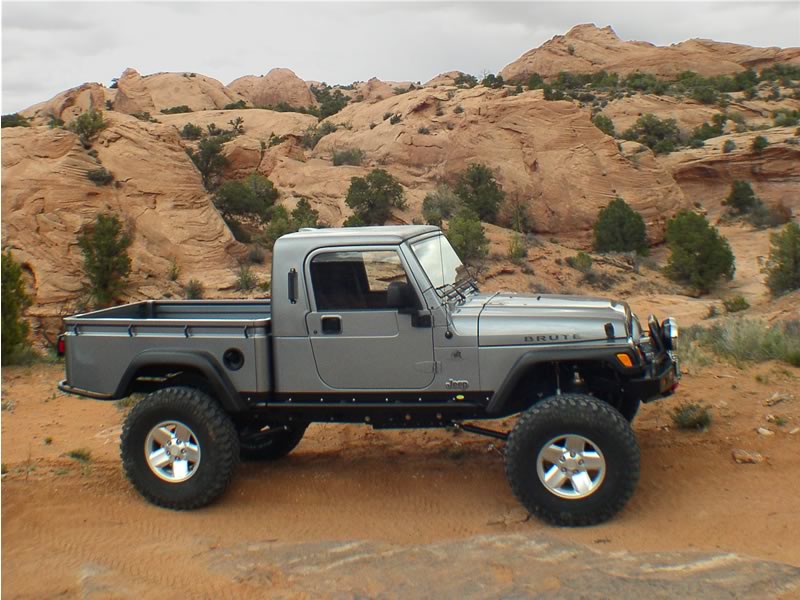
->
[321,315,342,334]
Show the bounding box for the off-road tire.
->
[505,393,640,526]
[239,423,308,461]
[120,386,239,510]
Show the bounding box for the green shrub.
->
[130,112,157,122]
[332,147,364,166]
[543,85,565,101]
[508,233,527,264]
[665,211,735,294]
[723,295,750,313]
[690,86,718,105]
[345,169,405,225]
[168,258,180,282]
[773,109,800,127]
[389,114,402,125]
[723,180,759,215]
[481,73,504,89]
[213,174,278,222]
[454,73,478,88]
[224,100,247,110]
[446,209,488,264]
[228,117,244,135]
[766,222,800,296]
[87,168,113,186]
[691,113,726,141]
[592,114,615,136]
[422,185,459,227]
[66,448,92,462]
[723,139,736,153]
[183,279,204,299]
[621,114,680,154]
[77,213,132,307]
[160,105,192,114]
[527,73,544,89]
[262,206,294,248]
[187,137,228,189]
[747,201,792,230]
[48,114,65,129]
[1,250,34,365]
[67,109,106,145]
[235,264,257,291]
[694,318,800,365]
[453,163,505,223]
[417,126,431,135]
[566,251,593,273]
[301,122,337,149]
[2,113,30,128]
[291,198,320,229]
[310,85,349,118]
[593,197,648,255]
[671,403,711,430]
[453,105,464,114]
[751,135,769,153]
[247,245,266,264]
[180,122,203,140]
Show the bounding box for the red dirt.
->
[2,361,799,598]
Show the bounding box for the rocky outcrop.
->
[228,68,317,108]
[659,130,800,216]
[308,86,687,239]
[207,534,800,599]
[156,108,318,179]
[0,113,241,331]
[500,23,800,82]
[21,83,109,125]
[112,68,243,115]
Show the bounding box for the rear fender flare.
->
[115,349,246,413]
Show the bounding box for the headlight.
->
[661,317,678,352]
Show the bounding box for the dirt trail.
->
[2,362,800,598]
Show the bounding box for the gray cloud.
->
[2,1,799,113]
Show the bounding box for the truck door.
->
[305,248,436,390]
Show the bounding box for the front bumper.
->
[626,353,680,403]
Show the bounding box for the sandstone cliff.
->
[1,113,242,335]
[112,68,244,115]
[228,68,317,108]
[500,24,800,82]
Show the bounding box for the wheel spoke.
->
[172,459,189,479]
[543,465,568,489]
[565,435,585,455]
[174,423,192,442]
[582,451,604,471]
[571,471,594,495]
[183,444,200,464]
[540,444,564,465]
[148,448,171,469]
[151,426,173,446]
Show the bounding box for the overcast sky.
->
[2,1,799,113]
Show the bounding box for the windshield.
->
[410,235,469,291]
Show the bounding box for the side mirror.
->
[386,281,417,311]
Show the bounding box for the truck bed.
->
[62,300,272,399]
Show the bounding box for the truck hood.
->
[462,292,631,347]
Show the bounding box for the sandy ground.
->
[2,360,799,598]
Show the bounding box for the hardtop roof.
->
[280,225,441,246]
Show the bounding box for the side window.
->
[310,250,410,310]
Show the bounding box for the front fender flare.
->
[486,347,634,416]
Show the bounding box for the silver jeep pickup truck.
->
[59,225,679,525]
